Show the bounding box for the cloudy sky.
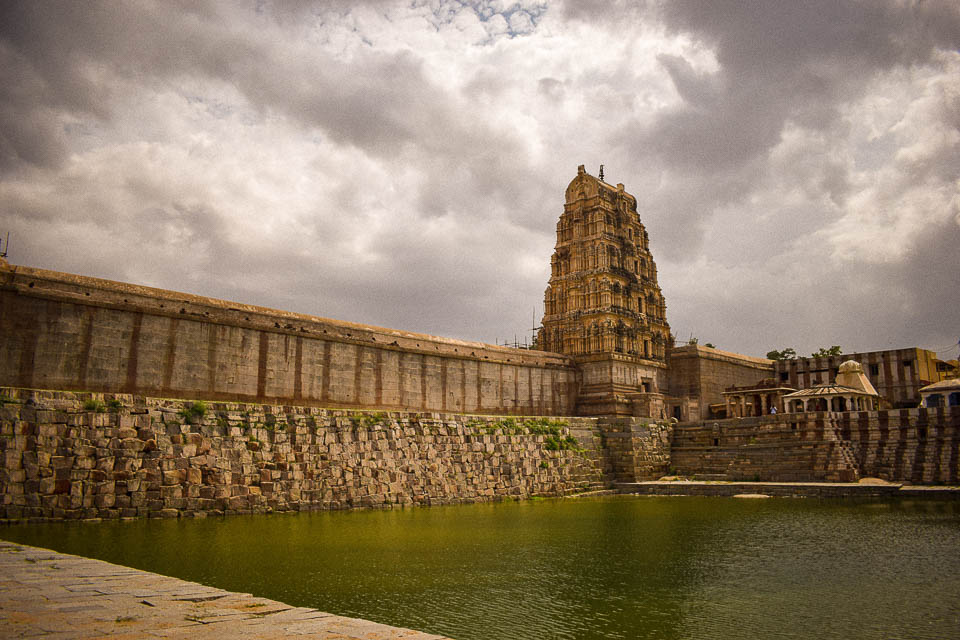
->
[2,0,958,359]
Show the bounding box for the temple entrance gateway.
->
[535,166,671,417]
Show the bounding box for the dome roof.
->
[834,359,878,395]
[838,360,863,373]
[564,165,638,211]
[565,165,600,203]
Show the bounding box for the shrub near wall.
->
[0,388,609,521]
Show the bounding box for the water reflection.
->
[2,497,958,640]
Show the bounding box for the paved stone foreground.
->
[0,541,452,639]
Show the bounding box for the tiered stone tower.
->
[536,165,671,417]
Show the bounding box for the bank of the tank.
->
[0,387,674,521]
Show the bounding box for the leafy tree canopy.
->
[766,347,797,360]
[811,345,843,357]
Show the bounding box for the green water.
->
[3,497,959,639]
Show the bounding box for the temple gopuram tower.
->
[536,165,671,417]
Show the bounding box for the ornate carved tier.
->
[535,165,672,417]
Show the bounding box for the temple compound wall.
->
[0,388,673,521]
[666,345,773,422]
[0,262,576,416]
[670,408,960,484]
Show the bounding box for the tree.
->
[766,347,797,360]
[811,345,843,358]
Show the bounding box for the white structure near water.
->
[782,360,880,413]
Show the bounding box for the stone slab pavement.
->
[0,541,453,639]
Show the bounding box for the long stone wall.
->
[0,262,576,415]
[671,408,960,483]
[0,387,672,522]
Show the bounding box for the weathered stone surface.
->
[666,345,773,422]
[0,388,672,521]
[534,166,671,419]
[0,261,575,416]
[670,408,960,483]
[774,348,942,409]
[0,539,453,639]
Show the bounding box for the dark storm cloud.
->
[664,1,960,72]
[647,0,960,162]
[0,1,483,172]
[598,0,960,354]
[683,210,960,356]
[1,1,247,172]
[846,215,960,350]
[0,0,546,322]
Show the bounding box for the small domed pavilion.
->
[782,360,880,413]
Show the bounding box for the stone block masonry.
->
[666,344,773,422]
[0,262,575,415]
[0,388,671,522]
[597,417,672,482]
[670,408,960,484]
[837,408,960,483]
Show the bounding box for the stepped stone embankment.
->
[0,387,672,522]
[670,408,960,484]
